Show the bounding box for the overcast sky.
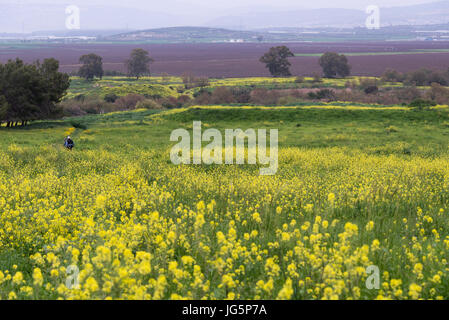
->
[6,0,440,11]
[2,0,445,33]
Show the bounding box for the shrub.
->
[103,70,126,76]
[194,91,213,105]
[160,96,191,109]
[381,69,405,82]
[405,69,432,86]
[295,76,304,84]
[135,99,163,110]
[211,87,236,104]
[250,88,279,105]
[309,89,335,101]
[231,87,252,103]
[195,77,210,88]
[358,78,379,90]
[74,94,86,102]
[114,94,146,110]
[311,73,322,83]
[61,100,86,117]
[426,83,449,104]
[409,99,437,109]
[428,72,448,86]
[104,93,119,103]
[70,121,88,130]
[364,86,379,95]
[395,87,421,102]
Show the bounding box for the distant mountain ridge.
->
[0,1,448,34]
[108,27,263,42]
[206,1,449,29]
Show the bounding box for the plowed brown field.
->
[1,41,448,77]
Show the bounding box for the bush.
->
[74,94,86,102]
[70,121,88,130]
[405,69,432,86]
[194,91,213,105]
[381,69,405,82]
[358,78,379,90]
[311,73,322,83]
[135,99,163,110]
[250,88,279,105]
[409,99,437,109]
[195,77,210,88]
[426,83,449,104]
[104,93,119,103]
[61,100,86,117]
[160,95,192,109]
[295,76,304,84]
[210,87,236,104]
[114,94,146,110]
[308,89,335,101]
[428,72,448,86]
[364,86,379,95]
[231,87,252,103]
[103,70,126,76]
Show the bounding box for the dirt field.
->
[1,41,449,77]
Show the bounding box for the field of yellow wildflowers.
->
[1,105,449,300]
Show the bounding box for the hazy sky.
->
[2,0,445,33]
[6,0,440,11]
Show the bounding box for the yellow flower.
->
[84,277,99,293]
[33,268,44,286]
[409,283,422,300]
[277,278,293,300]
[365,221,374,231]
[12,272,23,285]
[432,274,441,284]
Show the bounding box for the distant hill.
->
[105,24,449,43]
[1,1,449,34]
[107,27,265,43]
[206,1,449,29]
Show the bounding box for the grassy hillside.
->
[1,105,449,299]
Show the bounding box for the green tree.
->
[0,58,69,127]
[37,58,71,119]
[319,52,351,78]
[260,46,294,77]
[79,53,103,81]
[126,49,154,79]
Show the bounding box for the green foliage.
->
[260,46,294,77]
[78,53,103,81]
[126,49,154,79]
[70,120,88,130]
[319,52,351,78]
[104,93,118,103]
[409,99,437,109]
[0,58,69,125]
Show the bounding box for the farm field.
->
[1,41,449,77]
[1,105,449,299]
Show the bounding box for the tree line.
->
[78,46,349,81]
[0,48,154,126]
[260,46,351,78]
[78,48,153,81]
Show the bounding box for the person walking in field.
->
[64,136,75,150]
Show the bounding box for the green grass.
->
[2,105,449,156]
